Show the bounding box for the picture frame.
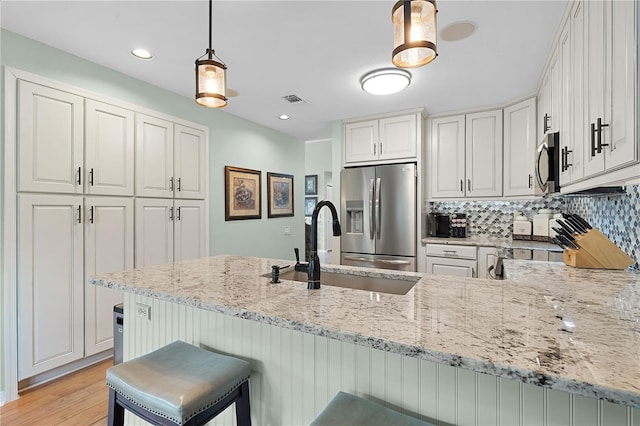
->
[224,166,262,220]
[267,172,294,218]
[305,197,318,217]
[305,174,318,195]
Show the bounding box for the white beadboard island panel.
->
[123,292,639,426]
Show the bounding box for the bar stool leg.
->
[108,388,125,426]
[235,381,251,426]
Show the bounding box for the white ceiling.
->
[1,0,568,141]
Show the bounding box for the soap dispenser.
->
[512,212,532,240]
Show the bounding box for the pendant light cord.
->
[208,0,212,56]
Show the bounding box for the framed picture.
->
[305,197,318,217]
[267,172,294,218]
[224,166,262,220]
[305,174,318,195]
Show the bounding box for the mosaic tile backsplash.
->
[431,184,640,269]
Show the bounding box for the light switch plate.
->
[283,226,291,235]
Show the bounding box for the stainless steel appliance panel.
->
[534,132,560,195]
[341,253,415,272]
[375,163,416,257]
[340,166,375,255]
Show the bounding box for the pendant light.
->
[195,0,227,108]
[392,0,438,68]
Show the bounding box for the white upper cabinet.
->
[344,120,379,163]
[572,0,637,182]
[560,17,581,185]
[430,115,465,198]
[344,113,419,164]
[465,110,503,197]
[84,196,133,356]
[136,114,174,198]
[18,81,84,194]
[85,99,134,196]
[174,124,207,200]
[18,194,84,379]
[378,114,417,161]
[604,0,636,171]
[503,98,536,197]
[136,115,207,199]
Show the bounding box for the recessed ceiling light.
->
[279,114,290,120]
[440,21,477,42]
[131,48,153,60]
[360,68,411,96]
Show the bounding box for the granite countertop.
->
[422,236,563,251]
[90,255,640,408]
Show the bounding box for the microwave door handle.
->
[535,142,548,191]
[375,177,381,240]
[369,178,375,240]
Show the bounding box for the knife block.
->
[563,228,633,269]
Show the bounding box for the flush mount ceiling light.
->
[360,68,412,95]
[278,114,290,120]
[195,0,227,108]
[131,48,152,60]
[392,0,438,68]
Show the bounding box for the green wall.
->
[0,29,305,399]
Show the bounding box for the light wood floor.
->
[0,359,112,426]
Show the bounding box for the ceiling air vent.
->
[282,94,306,104]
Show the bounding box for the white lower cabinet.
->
[18,194,84,380]
[425,244,477,278]
[18,194,134,379]
[84,197,133,356]
[135,198,207,267]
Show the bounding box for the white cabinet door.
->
[18,194,84,380]
[174,124,206,200]
[174,200,207,262]
[425,257,476,278]
[85,100,134,196]
[344,120,378,163]
[18,81,84,194]
[378,114,417,161]
[570,1,586,183]
[549,49,561,134]
[465,110,503,197]
[135,198,174,267]
[538,70,551,139]
[559,19,579,185]
[503,98,536,196]
[430,115,465,198]
[135,114,174,198]
[583,0,607,177]
[84,197,133,356]
[604,0,636,171]
[477,247,498,279]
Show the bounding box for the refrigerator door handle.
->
[369,178,375,240]
[375,177,381,240]
[342,255,412,265]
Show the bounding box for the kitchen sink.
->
[264,269,419,295]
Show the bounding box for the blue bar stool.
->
[106,340,251,426]
[311,392,433,426]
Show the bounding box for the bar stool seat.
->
[311,392,433,426]
[106,340,251,426]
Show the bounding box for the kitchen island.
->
[90,256,640,425]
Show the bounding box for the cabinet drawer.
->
[426,244,477,260]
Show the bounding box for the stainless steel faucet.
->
[308,200,341,289]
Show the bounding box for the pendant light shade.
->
[392,0,438,68]
[195,0,227,108]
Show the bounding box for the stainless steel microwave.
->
[534,132,560,195]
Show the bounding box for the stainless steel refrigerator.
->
[340,163,416,271]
